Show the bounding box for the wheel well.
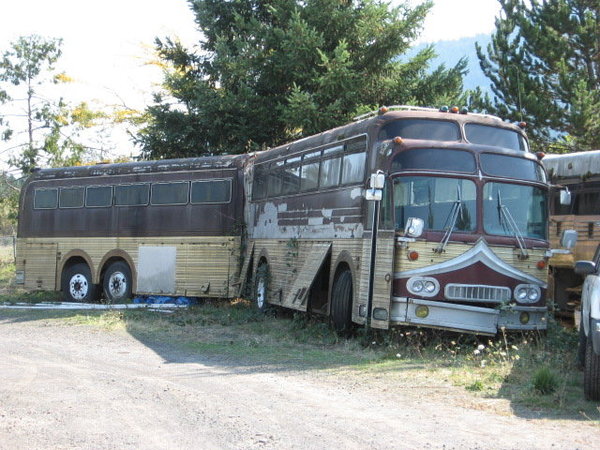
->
[308,252,332,314]
[60,257,90,285]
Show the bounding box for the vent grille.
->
[445,284,511,303]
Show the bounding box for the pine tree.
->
[476,0,599,151]
[138,0,471,159]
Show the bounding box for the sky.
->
[0,0,501,165]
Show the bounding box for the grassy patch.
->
[1,290,598,420]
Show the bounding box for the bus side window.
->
[114,184,150,206]
[341,152,366,184]
[253,165,268,200]
[299,150,320,193]
[151,182,189,205]
[282,157,301,195]
[34,188,58,209]
[59,187,84,208]
[86,186,112,207]
[268,162,283,197]
[320,157,341,188]
[191,179,232,204]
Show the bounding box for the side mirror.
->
[370,172,385,189]
[559,188,571,205]
[366,171,385,201]
[575,260,596,276]
[560,229,578,249]
[404,217,424,238]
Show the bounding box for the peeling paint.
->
[350,188,363,199]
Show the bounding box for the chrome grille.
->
[445,284,511,303]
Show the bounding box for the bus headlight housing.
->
[407,277,440,297]
[514,284,541,304]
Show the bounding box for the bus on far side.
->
[15,155,247,302]
[543,150,600,322]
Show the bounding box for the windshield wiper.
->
[435,186,463,253]
[497,191,528,259]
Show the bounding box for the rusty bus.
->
[242,106,550,334]
[543,150,600,322]
[15,155,247,302]
[16,106,551,335]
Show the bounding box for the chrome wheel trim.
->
[69,274,89,301]
[108,271,127,299]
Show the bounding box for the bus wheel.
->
[584,332,600,401]
[103,261,132,303]
[254,263,270,312]
[62,263,96,303]
[331,269,353,334]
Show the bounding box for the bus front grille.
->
[444,284,511,303]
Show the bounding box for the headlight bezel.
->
[407,276,440,297]
[514,284,541,304]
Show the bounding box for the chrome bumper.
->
[390,297,547,335]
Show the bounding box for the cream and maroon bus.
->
[15,155,247,302]
[16,106,550,335]
[242,106,550,334]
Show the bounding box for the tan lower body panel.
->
[250,237,381,324]
[15,236,241,298]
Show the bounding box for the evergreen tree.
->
[476,0,599,151]
[138,0,471,158]
[0,35,108,173]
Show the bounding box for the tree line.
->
[0,0,598,232]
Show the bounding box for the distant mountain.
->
[404,34,493,95]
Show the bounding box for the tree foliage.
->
[476,0,599,151]
[138,0,471,158]
[0,35,108,173]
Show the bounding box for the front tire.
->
[103,261,132,303]
[62,263,96,303]
[254,263,270,312]
[331,269,353,334]
[584,332,600,401]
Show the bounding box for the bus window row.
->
[33,179,233,210]
[252,135,367,200]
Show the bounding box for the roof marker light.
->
[393,136,403,144]
[518,121,527,128]
[378,106,389,115]
[460,107,469,114]
[450,106,459,113]
[535,152,546,160]
[439,106,449,112]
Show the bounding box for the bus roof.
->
[28,154,249,181]
[543,150,600,179]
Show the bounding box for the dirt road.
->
[0,318,598,449]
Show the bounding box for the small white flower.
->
[477,344,485,351]
[396,353,402,358]
[473,349,480,355]
[481,360,487,367]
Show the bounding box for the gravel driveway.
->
[0,318,598,449]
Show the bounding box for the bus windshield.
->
[465,123,529,151]
[379,119,460,142]
[393,176,476,232]
[483,182,547,240]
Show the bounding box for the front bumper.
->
[390,297,547,335]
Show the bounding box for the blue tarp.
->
[133,296,198,305]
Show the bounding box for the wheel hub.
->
[69,274,88,301]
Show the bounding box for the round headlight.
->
[424,281,436,293]
[517,288,528,301]
[411,280,424,292]
[528,288,539,301]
